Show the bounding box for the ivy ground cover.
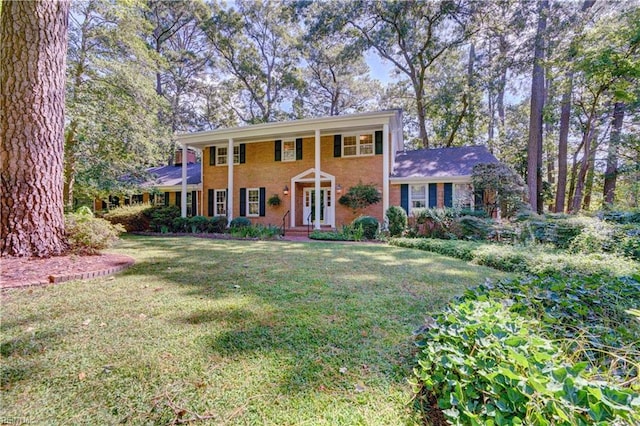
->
[1,236,509,425]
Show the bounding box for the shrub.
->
[209,216,228,233]
[229,217,251,229]
[65,210,125,255]
[411,299,640,425]
[171,217,189,233]
[389,238,640,277]
[148,205,180,232]
[352,216,379,239]
[338,183,381,213]
[230,224,281,239]
[386,206,407,237]
[450,215,493,240]
[188,215,210,233]
[412,208,456,239]
[601,210,640,224]
[569,220,617,254]
[103,203,152,232]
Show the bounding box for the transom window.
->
[343,133,374,157]
[247,188,260,216]
[282,140,296,162]
[216,146,240,165]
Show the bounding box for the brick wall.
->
[203,135,392,227]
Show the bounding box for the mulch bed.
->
[1,253,135,289]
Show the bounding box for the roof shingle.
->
[391,146,499,179]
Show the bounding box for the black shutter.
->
[175,191,181,207]
[375,130,383,155]
[295,138,303,160]
[164,192,169,206]
[209,146,215,166]
[400,184,409,213]
[333,134,342,157]
[225,188,228,214]
[274,140,282,161]
[428,184,437,208]
[239,144,246,164]
[208,189,214,216]
[259,187,266,216]
[191,191,197,216]
[239,188,246,216]
[444,183,453,208]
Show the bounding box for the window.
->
[454,183,473,210]
[186,191,193,216]
[410,185,426,211]
[132,194,143,204]
[152,193,164,206]
[342,133,374,157]
[282,140,296,162]
[215,190,226,215]
[247,188,260,216]
[216,146,240,165]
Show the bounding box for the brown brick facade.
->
[203,135,390,227]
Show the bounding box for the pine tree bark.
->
[527,0,548,213]
[555,71,572,213]
[603,102,625,206]
[1,0,70,257]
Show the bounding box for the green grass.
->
[1,236,509,425]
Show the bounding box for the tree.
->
[526,0,548,214]
[1,0,70,257]
[472,163,526,218]
[64,0,170,207]
[343,0,475,148]
[338,183,381,214]
[202,0,302,124]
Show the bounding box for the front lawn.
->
[1,236,509,425]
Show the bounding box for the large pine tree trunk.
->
[527,0,548,213]
[0,0,70,257]
[603,102,625,205]
[555,71,572,213]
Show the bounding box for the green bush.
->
[188,215,210,233]
[411,299,640,425]
[171,217,189,233]
[209,216,228,233]
[149,205,180,232]
[352,216,379,240]
[450,215,493,240]
[230,217,251,229]
[65,210,125,255]
[390,238,640,277]
[230,224,281,239]
[386,206,407,237]
[601,210,640,224]
[102,203,152,232]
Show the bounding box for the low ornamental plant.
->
[386,205,407,237]
[65,207,125,254]
[411,299,640,425]
[102,203,152,232]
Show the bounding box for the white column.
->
[314,129,321,230]
[181,143,188,217]
[382,123,390,224]
[290,177,296,228]
[227,138,234,223]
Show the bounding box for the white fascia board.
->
[149,184,202,192]
[389,176,472,184]
[176,110,401,149]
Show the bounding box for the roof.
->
[142,163,201,188]
[391,146,499,179]
[175,109,403,149]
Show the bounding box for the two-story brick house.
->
[175,110,498,230]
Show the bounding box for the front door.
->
[303,188,332,225]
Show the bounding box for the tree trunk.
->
[527,0,548,213]
[555,71,572,213]
[603,102,625,206]
[496,34,507,143]
[571,125,596,213]
[0,0,70,257]
[466,43,476,144]
[582,139,598,210]
[416,93,430,148]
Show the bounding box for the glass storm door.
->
[303,188,331,225]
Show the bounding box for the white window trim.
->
[282,140,296,162]
[215,189,227,216]
[342,132,374,157]
[216,146,240,166]
[408,183,438,214]
[247,187,260,217]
